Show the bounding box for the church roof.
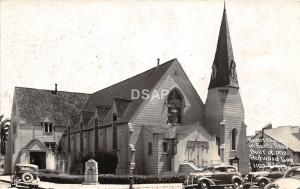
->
[14,87,90,126]
[81,59,177,123]
[208,6,239,89]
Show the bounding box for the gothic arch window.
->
[112,113,118,150]
[231,128,237,151]
[230,60,237,78]
[167,88,184,125]
[212,65,217,79]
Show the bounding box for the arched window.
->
[230,60,237,78]
[112,114,118,150]
[231,128,237,150]
[212,65,217,79]
[167,88,183,125]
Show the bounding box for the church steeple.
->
[208,4,239,89]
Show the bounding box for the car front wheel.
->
[199,180,210,189]
[233,179,243,189]
[21,173,34,183]
[258,179,268,188]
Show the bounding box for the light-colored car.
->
[244,165,287,188]
[11,163,40,188]
[264,166,300,189]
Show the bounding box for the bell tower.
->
[204,4,249,175]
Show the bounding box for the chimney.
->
[157,58,160,68]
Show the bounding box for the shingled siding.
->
[134,64,204,126]
[222,88,248,175]
[143,127,158,175]
[205,87,249,175]
[131,65,205,174]
[204,88,224,136]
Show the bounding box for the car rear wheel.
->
[258,179,268,188]
[22,173,34,183]
[199,180,210,189]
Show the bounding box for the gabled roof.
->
[24,139,48,151]
[14,87,90,126]
[81,59,177,123]
[208,6,239,89]
[264,126,300,152]
[96,105,112,121]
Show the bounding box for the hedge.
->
[38,171,187,184]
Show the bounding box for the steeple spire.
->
[208,4,239,89]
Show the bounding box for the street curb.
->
[0,179,47,189]
[0,179,10,184]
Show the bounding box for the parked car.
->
[264,166,300,189]
[244,165,287,188]
[182,165,244,189]
[11,163,40,188]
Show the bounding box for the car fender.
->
[256,176,271,183]
[232,175,245,184]
[196,177,216,186]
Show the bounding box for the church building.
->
[5,6,249,175]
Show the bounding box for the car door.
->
[212,167,228,185]
[269,167,282,180]
[227,166,238,183]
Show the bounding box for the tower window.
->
[163,142,168,153]
[167,88,183,125]
[231,128,237,151]
[148,142,152,155]
[230,60,237,78]
[212,65,217,79]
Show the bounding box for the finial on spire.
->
[224,0,226,10]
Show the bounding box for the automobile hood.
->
[190,172,213,178]
[248,171,269,177]
[271,178,300,189]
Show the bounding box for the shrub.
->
[39,169,61,174]
[39,172,187,184]
[39,173,84,184]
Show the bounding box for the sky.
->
[1,0,300,136]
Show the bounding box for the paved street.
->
[0,176,260,189]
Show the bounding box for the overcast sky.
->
[1,0,300,135]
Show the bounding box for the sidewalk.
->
[0,175,182,189]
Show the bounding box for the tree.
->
[0,114,10,156]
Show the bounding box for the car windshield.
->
[285,170,300,178]
[263,167,271,172]
[215,167,227,172]
[203,167,214,173]
[271,167,280,172]
[227,167,236,173]
[17,166,36,172]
